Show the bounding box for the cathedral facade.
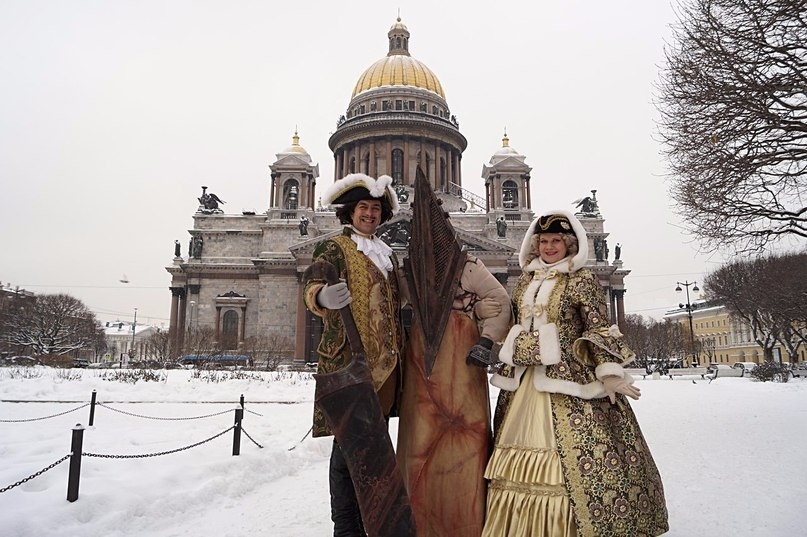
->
[166,18,630,362]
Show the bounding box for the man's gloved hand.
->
[466,337,496,368]
[602,375,641,404]
[316,281,352,310]
[474,297,502,320]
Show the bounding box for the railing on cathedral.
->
[447,181,486,212]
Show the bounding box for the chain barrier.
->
[96,402,233,421]
[0,403,89,423]
[245,408,264,417]
[241,427,264,449]
[83,426,235,459]
[287,425,313,451]
[0,454,71,493]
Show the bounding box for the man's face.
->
[351,199,383,235]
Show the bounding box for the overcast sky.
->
[0,0,728,327]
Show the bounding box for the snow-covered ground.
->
[1,368,805,537]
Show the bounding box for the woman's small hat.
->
[535,214,574,234]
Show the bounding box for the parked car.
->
[178,354,253,368]
[732,362,758,376]
[73,358,90,368]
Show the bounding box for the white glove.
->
[602,375,641,404]
[316,281,352,310]
[474,297,502,320]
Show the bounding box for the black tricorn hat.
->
[535,214,574,234]
[321,173,400,215]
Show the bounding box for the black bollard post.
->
[88,390,97,426]
[239,394,245,414]
[67,424,85,502]
[232,407,243,456]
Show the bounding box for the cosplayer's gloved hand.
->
[316,281,352,310]
[466,337,496,368]
[474,297,502,320]
[602,375,641,404]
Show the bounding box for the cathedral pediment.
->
[272,154,314,168]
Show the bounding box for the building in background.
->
[101,321,160,366]
[166,18,631,362]
[665,303,803,366]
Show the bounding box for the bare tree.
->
[144,330,172,363]
[0,293,102,356]
[656,0,807,253]
[620,314,689,372]
[242,334,293,370]
[704,252,806,360]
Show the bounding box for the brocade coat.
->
[303,229,405,438]
[490,267,669,537]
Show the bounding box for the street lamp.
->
[676,281,700,366]
[131,307,138,363]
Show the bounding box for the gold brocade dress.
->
[483,367,577,537]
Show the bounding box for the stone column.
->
[176,289,188,354]
[239,306,247,346]
[403,138,410,184]
[614,289,627,331]
[370,141,376,177]
[169,287,181,343]
[295,278,307,362]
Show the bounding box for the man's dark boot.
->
[329,441,365,537]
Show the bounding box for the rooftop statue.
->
[198,186,225,213]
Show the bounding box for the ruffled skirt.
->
[483,368,577,537]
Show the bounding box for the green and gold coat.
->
[303,229,405,438]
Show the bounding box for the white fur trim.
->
[498,325,525,366]
[320,173,400,214]
[531,366,608,399]
[595,362,626,380]
[538,323,561,365]
[519,209,589,270]
[490,366,526,392]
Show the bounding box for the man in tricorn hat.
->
[303,173,405,536]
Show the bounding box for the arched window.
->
[349,157,356,174]
[363,153,370,174]
[440,157,447,190]
[392,148,404,184]
[502,180,518,209]
[283,179,300,210]
[221,310,239,350]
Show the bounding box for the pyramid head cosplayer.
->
[404,166,465,376]
[398,166,510,536]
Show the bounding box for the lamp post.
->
[676,281,700,366]
[131,308,138,363]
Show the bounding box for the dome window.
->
[392,149,404,184]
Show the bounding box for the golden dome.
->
[352,55,445,98]
[351,17,445,99]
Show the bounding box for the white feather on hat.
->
[320,173,400,215]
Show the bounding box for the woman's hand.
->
[601,375,641,403]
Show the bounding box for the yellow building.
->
[665,303,805,366]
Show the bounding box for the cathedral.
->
[166,18,630,362]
